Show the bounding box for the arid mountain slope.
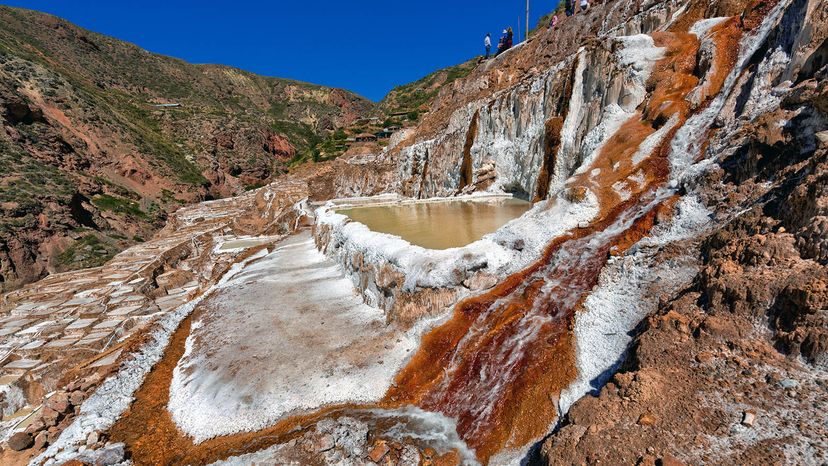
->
[377,59,478,118]
[0,6,370,292]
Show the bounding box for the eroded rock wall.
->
[541,0,828,462]
[380,1,687,203]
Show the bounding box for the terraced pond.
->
[336,198,532,249]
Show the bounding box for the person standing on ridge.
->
[496,29,507,56]
[484,33,492,59]
[549,14,559,29]
[565,0,574,16]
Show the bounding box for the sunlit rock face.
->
[369,0,687,204]
[336,0,691,211]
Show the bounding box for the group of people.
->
[483,0,593,60]
[484,27,514,59]
[564,0,590,16]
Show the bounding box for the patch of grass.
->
[0,138,76,234]
[243,182,266,191]
[382,60,476,114]
[91,194,147,219]
[270,120,322,165]
[161,189,186,205]
[318,130,349,157]
[93,176,139,199]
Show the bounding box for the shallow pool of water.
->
[337,198,532,250]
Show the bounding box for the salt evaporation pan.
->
[167,232,421,442]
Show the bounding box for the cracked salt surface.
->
[168,231,421,442]
[32,250,267,466]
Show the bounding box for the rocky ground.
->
[0,179,310,465]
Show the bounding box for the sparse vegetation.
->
[92,194,148,219]
[56,234,117,269]
[380,60,476,116]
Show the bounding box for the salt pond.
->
[168,232,419,441]
[336,198,531,250]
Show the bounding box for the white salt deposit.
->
[31,251,267,466]
[690,16,729,37]
[317,191,599,295]
[559,2,795,424]
[167,232,421,442]
[0,384,26,424]
[210,406,479,466]
[565,35,664,184]
[669,0,793,179]
[558,195,712,414]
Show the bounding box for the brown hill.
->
[0,6,371,291]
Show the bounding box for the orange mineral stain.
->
[386,23,734,463]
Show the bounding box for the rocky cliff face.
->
[0,6,370,292]
[540,0,828,461]
[375,0,690,201]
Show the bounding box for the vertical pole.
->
[526,0,530,41]
[518,16,522,43]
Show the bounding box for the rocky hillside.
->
[0,6,370,292]
[377,59,478,119]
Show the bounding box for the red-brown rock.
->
[368,441,390,463]
[7,432,33,451]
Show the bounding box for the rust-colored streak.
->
[108,313,366,465]
[386,27,719,464]
[533,117,564,202]
[535,58,578,202]
[386,196,665,462]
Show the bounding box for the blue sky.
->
[1,0,557,101]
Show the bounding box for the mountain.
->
[0,6,371,291]
[305,60,480,162]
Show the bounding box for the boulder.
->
[463,272,499,290]
[638,413,658,426]
[659,454,686,466]
[25,419,45,434]
[45,392,71,414]
[311,433,334,452]
[33,431,48,450]
[69,390,85,406]
[41,407,61,427]
[7,432,33,451]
